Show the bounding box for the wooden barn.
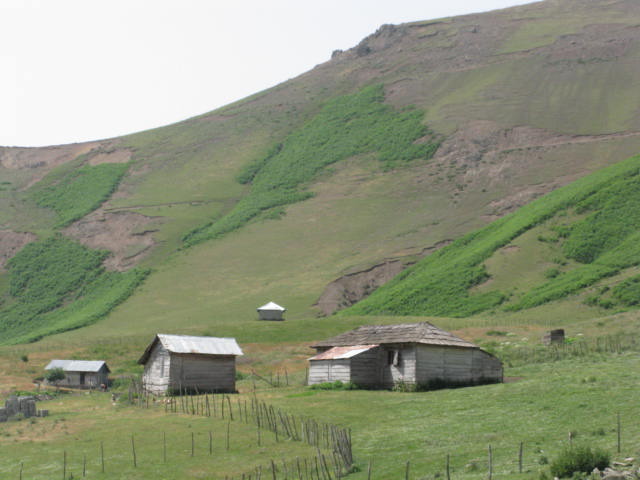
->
[44,360,110,389]
[309,322,502,389]
[138,334,243,394]
[257,301,286,320]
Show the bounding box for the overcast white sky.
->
[0,0,533,147]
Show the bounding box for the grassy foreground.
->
[1,350,639,479]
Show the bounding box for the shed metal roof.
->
[309,345,378,361]
[138,334,243,364]
[311,322,477,349]
[45,359,110,373]
[257,301,286,311]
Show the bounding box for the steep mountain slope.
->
[346,153,640,317]
[1,0,640,345]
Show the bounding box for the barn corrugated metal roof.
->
[309,345,379,361]
[257,301,286,311]
[138,334,243,364]
[45,359,110,373]
[158,334,244,355]
[311,322,477,349]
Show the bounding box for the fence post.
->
[519,442,523,473]
[405,460,410,480]
[488,445,492,480]
[617,412,621,453]
[446,454,450,480]
[367,460,372,480]
[131,434,137,468]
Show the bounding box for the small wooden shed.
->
[44,360,110,389]
[138,334,243,395]
[257,301,286,321]
[309,322,502,389]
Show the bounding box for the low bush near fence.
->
[549,444,610,478]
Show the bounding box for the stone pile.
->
[0,395,48,422]
[590,458,639,479]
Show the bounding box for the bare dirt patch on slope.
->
[64,210,162,271]
[0,142,101,189]
[0,230,36,270]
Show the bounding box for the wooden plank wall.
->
[381,345,416,387]
[350,348,382,387]
[308,359,351,385]
[170,353,236,393]
[415,345,503,384]
[142,342,171,394]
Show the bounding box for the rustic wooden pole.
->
[271,459,277,480]
[367,460,372,480]
[192,432,195,457]
[405,460,410,480]
[446,454,450,480]
[20,461,23,480]
[209,431,213,455]
[488,445,492,480]
[226,420,231,451]
[101,442,105,473]
[518,442,523,473]
[227,395,234,421]
[617,412,621,453]
[83,454,86,477]
[132,434,137,468]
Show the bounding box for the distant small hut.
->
[309,322,503,389]
[543,329,565,346]
[257,301,286,321]
[138,334,243,395]
[44,360,110,389]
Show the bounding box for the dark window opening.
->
[387,350,401,366]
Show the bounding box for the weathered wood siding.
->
[350,348,382,387]
[415,345,502,384]
[308,359,351,385]
[169,353,236,393]
[380,344,416,387]
[470,349,503,382]
[142,342,172,394]
[258,310,284,320]
[53,368,109,389]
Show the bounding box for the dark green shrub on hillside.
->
[184,84,441,247]
[0,235,148,345]
[29,162,128,227]
[549,444,609,478]
[612,274,640,305]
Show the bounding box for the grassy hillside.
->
[347,153,640,317]
[0,1,640,355]
[0,235,147,345]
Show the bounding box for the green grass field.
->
[1,348,639,479]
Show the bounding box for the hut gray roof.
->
[138,334,243,364]
[311,322,477,349]
[257,301,285,311]
[45,360,110,373]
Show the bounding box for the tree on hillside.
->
[44,367,65,390]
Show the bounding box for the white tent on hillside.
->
[257,301,286,321]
